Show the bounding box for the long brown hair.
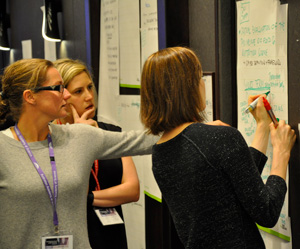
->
[140,47,206,135]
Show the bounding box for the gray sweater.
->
[152,123,286,249]
[0,123,157,249]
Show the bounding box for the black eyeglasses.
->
[33,85,65,93]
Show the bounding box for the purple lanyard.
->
[14,124,59,232]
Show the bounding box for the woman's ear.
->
[23,90,36,105]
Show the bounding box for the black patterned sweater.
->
[152,122,286,249]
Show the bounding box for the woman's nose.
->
[85,90,93,100]
[63,88,71,99]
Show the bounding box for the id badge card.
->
[42,231,73,249]
[94,207,124,226]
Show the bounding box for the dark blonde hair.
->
[0,58,54,123]
[54,58,93,88]
[140,47,206,135]
[54,58,97,110]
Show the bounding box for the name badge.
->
[94,208,124,226]
[42,234,73,249]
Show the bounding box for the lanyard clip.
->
[54,225,59,234]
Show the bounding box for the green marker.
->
[244,91,270,114]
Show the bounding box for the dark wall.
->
[216,0,236,126]
[60,0,90,65]
[189,0,216,72]
[8,0,45,61]
[287,0,300,248]
[189,0,236,126]
[0,0,89,69]
[0,0,91,129]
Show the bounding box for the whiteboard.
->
[203,72,214,123]
[236,0,290,247]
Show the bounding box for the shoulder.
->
[186,122,242,139]
[50,122,103,140]
[183,123,247,150]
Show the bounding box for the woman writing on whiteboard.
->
[53,58,139,249]
[140,47,296,248]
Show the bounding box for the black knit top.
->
[87,122,128,249]
[152,123,286,249]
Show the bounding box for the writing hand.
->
[70,104,99,128]
[248,94,271,126]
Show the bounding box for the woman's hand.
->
[248,94,270,126]
[270,120,296,157]
[70,104,99,127]
[269,120,296,180]
[249,94,272,154]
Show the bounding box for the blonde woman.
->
[0,58,156,249]
[53,58,139,249]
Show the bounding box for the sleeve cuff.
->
[87,192,94,207]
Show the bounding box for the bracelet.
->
[87,192,94,206]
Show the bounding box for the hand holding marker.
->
[244,91,270,114]
[244,91,279,127]
[262,97,279,127]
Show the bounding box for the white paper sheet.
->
[98,1,160,248]
[203,74,214,123]
[119,0,140,88]
[236,0,290,247]
[21,40,32,59]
